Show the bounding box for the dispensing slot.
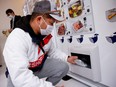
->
[71,53,91,69]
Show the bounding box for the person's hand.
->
[67,56,78,64]
[2,29,11,37]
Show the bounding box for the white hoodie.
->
[3,28,68,87]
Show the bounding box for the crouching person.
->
[3,1,77,87]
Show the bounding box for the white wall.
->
[56,0,116,87]
[0,0,25,65]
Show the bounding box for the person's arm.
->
[48,39,68,62]
[3,29,54,87]
[48,38,78,63]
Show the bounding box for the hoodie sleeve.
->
[48,39,68,62]
[3,29,54,87]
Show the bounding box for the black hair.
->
[6,9,14,15]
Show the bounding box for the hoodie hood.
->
[16,15,46,45]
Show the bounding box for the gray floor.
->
[0,65,88,87]
[56,79,88,87]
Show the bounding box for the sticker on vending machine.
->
[68,0,84,18]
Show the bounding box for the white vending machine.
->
[23,0,116,87]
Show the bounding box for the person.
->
[3,1,78,87]
[5,9,21,32]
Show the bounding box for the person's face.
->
[35,15,56,35]
[6,12,14,17]
[39,16,56,29]
[6,12,15,19]
[7,13,11,17]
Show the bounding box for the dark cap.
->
[33,0,64,21]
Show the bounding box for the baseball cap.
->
[33,0,64,21]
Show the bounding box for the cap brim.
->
[49,14,65,21]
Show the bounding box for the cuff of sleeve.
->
[64,55,69,62]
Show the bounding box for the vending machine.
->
[23,0,116,87]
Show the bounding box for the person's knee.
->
[60,62,69,74]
